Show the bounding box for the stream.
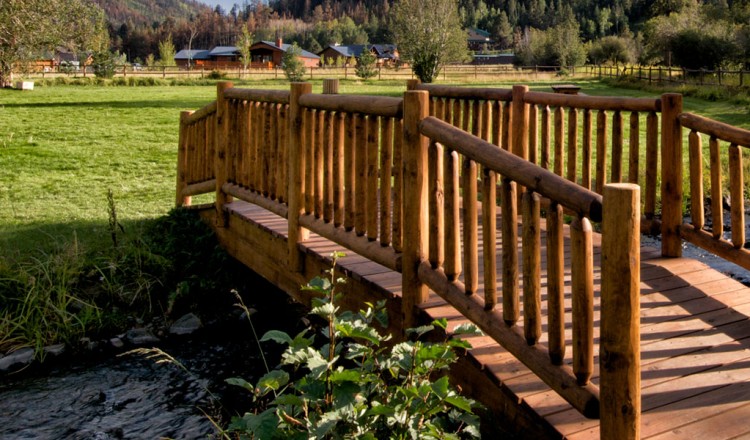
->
[0,292,305,440]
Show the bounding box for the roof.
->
[256,41,320,59]
[467,28,493,42]
[208,46,240,57]
[174,49,211,60]
[318,44,398,59]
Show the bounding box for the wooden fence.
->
[591,64,750,88]
[176,79,750,439]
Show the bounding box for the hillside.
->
[93,0,210,25]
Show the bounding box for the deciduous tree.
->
[390,0,469,83]
[0,0,107,87]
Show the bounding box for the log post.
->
[402,90,430,329]
[601,183,641,440]
[177,110,194,207]
[511,85,529,160]
[288,82,313,272]
[660,93,683,257]
[406,79,420,91]
[214,81,234,226]
[322,78,339,94]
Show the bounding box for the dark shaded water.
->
[0,295,305,439]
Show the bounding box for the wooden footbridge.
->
[176,80,750,439]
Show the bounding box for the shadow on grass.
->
[0,99,214,111]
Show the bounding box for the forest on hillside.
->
[101,0,750,71]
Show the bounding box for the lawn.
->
[1,78,748,262]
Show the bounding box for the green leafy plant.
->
[227,252,482,439]
[355,50,378,80]
[281,43,307,82]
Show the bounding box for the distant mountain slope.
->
[93,0,210,25]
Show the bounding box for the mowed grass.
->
[1,78,748,261]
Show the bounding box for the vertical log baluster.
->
[481,100,491,142]
[344,113,356,231]
[444,149,462,281]
[612,110,623,183]
[429,141,445,268]
[546,202,565,364]
[304,108,314,215]
[541,105,551,169]
[269,103,279,198]
[380,117,394,246]
[502,102,511,151]
[214,81,233,227]
[582,109,593,190]
[729,144,745,248]
[177,111,193,207]
[529,104,538,164]
[323,110,334,223]
[452,98,462,129]
[262,102,272,195]
[710,136,723,239]
[393,119,404,252]
[522,190,541,345]
[596,110,608,194]
[313,109,324,217]
[492,100,502,147]
[567,107,578,183]
[462,100,471,132]
[483,167,497,309]
[333,112,345,227]
[645,112,658,219]
[443,98,453,124]
[628,112,640,184]
[571,216,594,386]
[278,104,288,202]
[435,97,445,121]
[355,113,368,236]
[463,156,479,295]
[253,100,262,191]
[501,178,519,325]
[471,100,481,136]
[689,131,704,230]
[554,106,564,176]
[227,100,238,184]
[366,116,380,241]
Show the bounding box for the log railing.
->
[289,84,405,272]
[176,100,217,206]
[681,112,750,270]
[402,90,641,436]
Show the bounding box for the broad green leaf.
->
[225,377,254,392]
[336,321,383,345]
[432,317,449,331]
[310,302,336,318]
[446,338,473,350]
[306,350,332,378]
[444,395,475,413]
[406,324,434,338]
[452,322,483,336]
[272,393,304,406]
[256,370,290,394]
[330,369,361,383]
[260,329,292,345]
[243,408,279,438]
[430,376,451,399]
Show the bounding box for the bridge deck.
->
[222,200,750,439]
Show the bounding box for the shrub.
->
[91,51,118,79]
[282,43,307,82]
[355,50,378,80]
[208,70,226,80]
[227,253,483,439]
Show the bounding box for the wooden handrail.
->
[184,100,217,124]
[414,83,513,101]
[224,88,289,104]
[299,93,403,118]
[680,112,750,147]
[524,91,661,112]
[418,116,603,221]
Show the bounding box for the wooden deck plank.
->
[221,200,750,440]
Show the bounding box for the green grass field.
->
[1,78,748,262]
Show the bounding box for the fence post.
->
[214,81,234,226]
[660,93,683,257]
[176,110,194,207]
[406,79,420,90]
[511,84,529,159]
[288,82,313,272]
[322,78,339,94]
[600,183,641,440]
[402,90,430,329]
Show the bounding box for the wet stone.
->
[126,328,160,345]
[170,313,202,336]
[0,347,34,371]
[110,338,124,349]
[43,344,66,357]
